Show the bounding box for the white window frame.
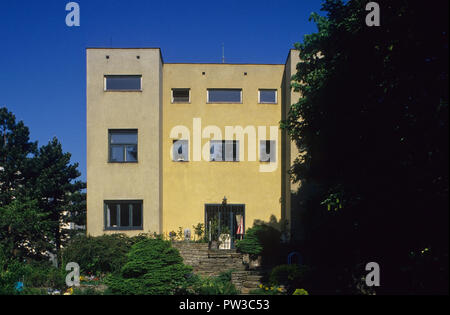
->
[104,75,143,92]
[207,89,243,104]
[258,89,278,104]
[171,88,191,103]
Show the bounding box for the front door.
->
[205,203,245,249]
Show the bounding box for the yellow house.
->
[86,48,301,244]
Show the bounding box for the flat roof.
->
[86,47,290,66]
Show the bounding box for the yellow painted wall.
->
[86,48,163,236]
[162,63,285,235]
[86,48,294,238]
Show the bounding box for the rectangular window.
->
[207,89,242,103]
[105,201,143,230]
[210,140,239,162]
[260,140,276,162]
[259,89,277,104]
[172,89,190,103]
[172,140,189,161]
[105,75,142,91]
[109,130,138,163]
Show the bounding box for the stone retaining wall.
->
[172,241,265,294]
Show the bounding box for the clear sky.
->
[0,0,322,182]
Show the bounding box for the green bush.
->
[189,270,239,295]
[105,237,194,295]
[0,257,65,294]
[235,224,280,258]
[249,285,284,295]
[293,288,309,295]
[62,233,148,275]
[269,264,312,293]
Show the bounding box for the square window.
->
[104,201,143,230]
[172,89,190,103]
[109,130,138,163]
[210,140,239,162]
[172,140,189,161]
[260,140,276,162]
[259,89,277,104]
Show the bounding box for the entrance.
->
[205,201,245,249]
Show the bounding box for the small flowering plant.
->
[169,231,177,240]
[250,284,285,295]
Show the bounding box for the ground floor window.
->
[104,200,143,230]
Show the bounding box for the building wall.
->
[86,48,296,238]
[283,49,304,240]
[162,63,286,235]
[86,48,163,236]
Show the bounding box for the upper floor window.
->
[207,89,242,103]
[258,89,277,104]
[173,140,189,162]
[172,89,190,103]
[210,140,239,162]
[104,200,143,230]
[260,140,276,162]
[104,75,142,91]
[109,130,138,163]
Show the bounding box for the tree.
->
[0,199,51,259]
[283,0,448,294]
[28,138,86,259]
[0,107,37,206]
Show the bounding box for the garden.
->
[0,222,312,295]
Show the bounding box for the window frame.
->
[104,75,143,92]
[259,140,277,162]
[207,89,243,104]
[172,139,189,162]
[171,88,191,103]
[258,89,278,104]
[209,140,240,162]
[108,129,138,163]
[104,200,143,231]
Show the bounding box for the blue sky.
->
[0,0,322,182]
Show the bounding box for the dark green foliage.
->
[0,247,65,294]
[236,224,280,259]
[0,107,37,207]
[62,234,145,275]
[27,138,86,257]
[282,0,448,294]
[269,264,312,293]
[0,199,51,259]
[236,227,262,256]
[105,238,194,295]
[188,270,239,295]
[0,107,86,261]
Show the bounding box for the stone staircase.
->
[172,242,266,294]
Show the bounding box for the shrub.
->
[105,238,194,295]
[235,224,280,259]
[269,264,312,293]
[249,284,284,295]
[190,270,239,295]
[293,288,309,295]
[62,233,148,275]
[0,257,65,294]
